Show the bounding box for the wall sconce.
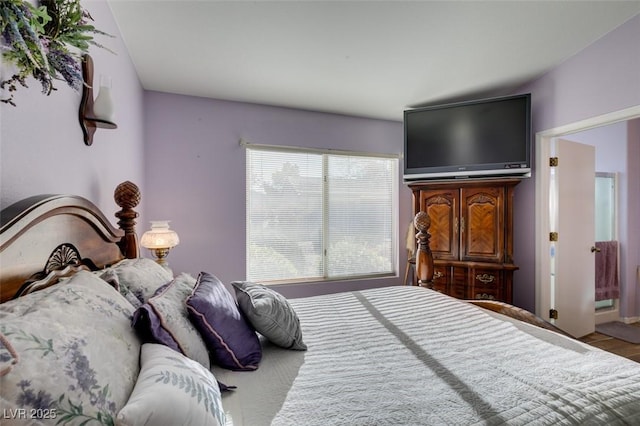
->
[79,54,117,146]
[140,221,180,267]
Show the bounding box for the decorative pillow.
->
[0,271,141,425]
[132,273,210,369]
[100,258,173,303]
[116,343,225,426]
[232,281,307,350]
[99,268,142,308]
[186,272,262,371]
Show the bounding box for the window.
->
[246,145,397,283]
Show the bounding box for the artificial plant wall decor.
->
[0,0,113,106]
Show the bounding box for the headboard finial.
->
[114,181,140,259]
[114,181,141,209]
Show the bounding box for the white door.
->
[549,138,596,338]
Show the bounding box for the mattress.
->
[213,286,640,425]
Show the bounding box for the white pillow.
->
[116,344,225,426]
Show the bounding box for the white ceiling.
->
[107,1,640,121]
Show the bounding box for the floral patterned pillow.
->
[100,258,173,304]
[0,271,141,425]
[116,343,225,426]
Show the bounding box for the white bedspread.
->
[213,286,640,425]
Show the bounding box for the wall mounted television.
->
[403,93,531,181]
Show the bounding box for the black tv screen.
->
[403,94,531,181]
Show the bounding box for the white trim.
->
[240,138,401,159]
[534,132,553,318]
[537,105,640,137]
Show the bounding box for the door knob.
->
[591,246,601,253]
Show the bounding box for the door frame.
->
[535,105,640,320]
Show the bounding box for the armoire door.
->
[460,186,505,262]
[419,189,458,261]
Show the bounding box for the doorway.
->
[535,105,640,336]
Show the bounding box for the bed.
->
[2,183,640,425]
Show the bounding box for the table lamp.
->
[140,221,180,267]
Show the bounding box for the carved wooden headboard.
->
[0,181,141,303]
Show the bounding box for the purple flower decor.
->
[0,0,114,106]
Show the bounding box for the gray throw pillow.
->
[231,281,307,350]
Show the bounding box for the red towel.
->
[595,240,619,301]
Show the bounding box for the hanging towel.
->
[595,240,619,301]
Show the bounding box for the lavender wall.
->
[0,2,145,221]
[143,93,409,297]
[513,14,640,313]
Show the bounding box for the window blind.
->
[246,146,397,283]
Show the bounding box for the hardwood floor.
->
[579,322,640,363]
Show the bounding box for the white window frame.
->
[244,141,399,284]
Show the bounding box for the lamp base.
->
[149,247,171,269]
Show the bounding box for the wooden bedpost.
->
[414,211,434,288]
[114,181,141,259]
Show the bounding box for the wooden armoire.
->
[409,178,520,303]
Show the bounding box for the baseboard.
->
[621,316,640,325]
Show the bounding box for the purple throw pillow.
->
[132,303,179,351]
[186,272,262,371]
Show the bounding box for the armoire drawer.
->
[471,269,502,300]
[430,266,449,294]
